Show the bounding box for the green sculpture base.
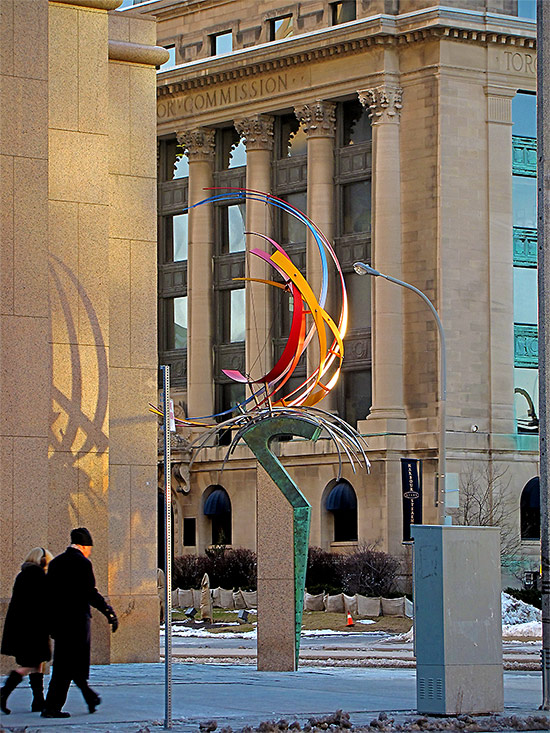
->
[243,416,320,670]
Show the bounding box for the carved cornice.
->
[157,24,535,99]
[176,128,216,161]
[358,86,403,124]
[294,101,336,138]
[234,115,274,151]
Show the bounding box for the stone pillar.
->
[177,128,216,419]
[234,115,274,382]
[0,0,50,673]
[107,15,167,664]
[358,84,406,430]
[294,102,337,410]
[485,86,516,436]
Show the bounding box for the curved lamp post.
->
[353,261,447,522]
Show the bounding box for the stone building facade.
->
[130,0,539,586]
[1,0,166,667]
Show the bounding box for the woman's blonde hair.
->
[24,547,54,568]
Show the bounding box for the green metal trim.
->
[242,417,321,669]
[512,135,537,176]
[513,227,537,267]
[514,323,538,367]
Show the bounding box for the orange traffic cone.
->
[346,611,354,627]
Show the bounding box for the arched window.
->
[203,485,232,545]
[520,477,540,540]
[325,478,358,542]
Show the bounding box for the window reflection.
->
[332,0,356,24]
[513,92,536,138]
[343,180,371,233]
[271,15,293,41]
[158,46,176,72]
[517,0,536,20]
[173,213,188,261]
[230,289,246,342]
[344,369,371,427]
[211,31,232,56]
[514,268,537,325]
[513,177,537,228]
[345,272,370,331]
[226,204,246,252]
[167,296,187,349]
[281,192,307,244]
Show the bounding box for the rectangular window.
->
[221,204,246,253]
[513,92,536,138]
[517,0,536,19]
[210,31,232,56]
[280,192,307,245]
[331,1,356,24]
[513,176,537,229]
[230,289,246,342]
[343,369,372,427]
[345,271,371,331]
[171,212,188,262]
[158,45,176,72]
[270,15,293,41]
[514,267,538,325]
[166,296,188,349]
[183,518,196,547]
[343,180,371,234]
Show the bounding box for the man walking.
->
[42,528,118,718]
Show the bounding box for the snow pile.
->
[501,592,541,624]
[395,593,542,641]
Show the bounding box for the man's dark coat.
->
[46,547,110,679]
[1,562,51,666]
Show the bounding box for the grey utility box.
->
[411,525,503,715]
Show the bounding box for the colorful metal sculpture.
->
[153,190,369,668]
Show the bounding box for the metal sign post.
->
[161,365,173,729]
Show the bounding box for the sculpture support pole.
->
[243,417,320,670]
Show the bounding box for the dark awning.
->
[325,480,357,511]
[204,487,231,516]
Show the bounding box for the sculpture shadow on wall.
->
[48,254,108,532]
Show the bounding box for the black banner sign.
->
[401,458,422,543]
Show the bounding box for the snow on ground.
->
[164,592,542,640]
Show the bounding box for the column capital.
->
[294,101,336,138]
[234,115,274,151]
[176,127,216,161]
[358,85,403,124]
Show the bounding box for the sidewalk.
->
[0,662,547,733]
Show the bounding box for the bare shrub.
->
[340,544,400,597]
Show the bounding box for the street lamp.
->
[353,261,447,522]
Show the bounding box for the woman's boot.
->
[29,672,45,712]
[0,670,23,714]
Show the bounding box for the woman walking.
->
[1,547,53,714]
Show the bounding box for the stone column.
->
[294,102,337,410]
[234,115,274,382]
[485,86,516,436]
[358,84,406,430]
[177,128,216,419]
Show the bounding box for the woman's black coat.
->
[46,546,110,679]
[1,562,51,666]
